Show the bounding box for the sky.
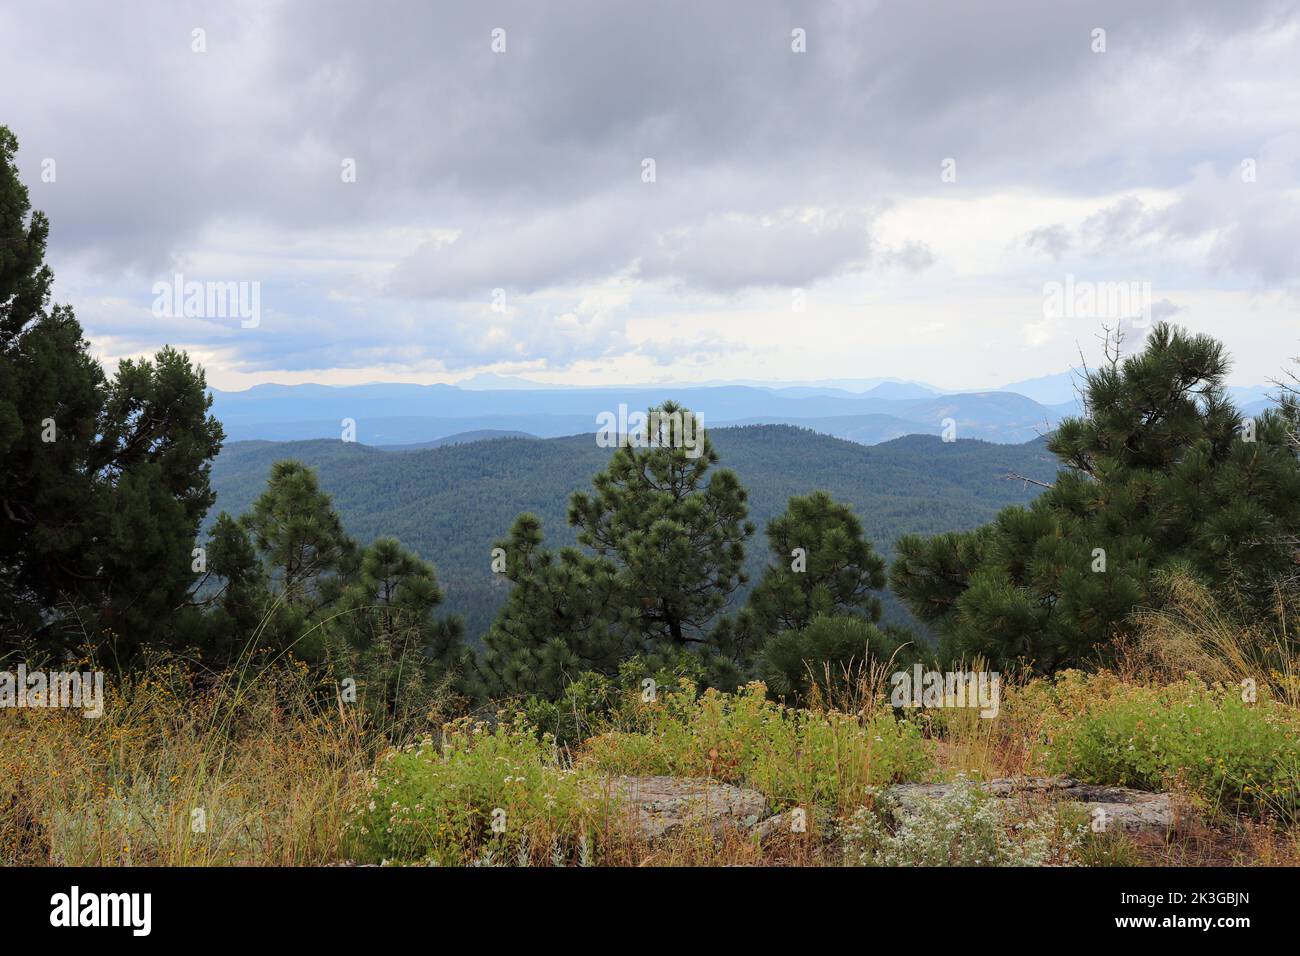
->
[2,0,1299,392]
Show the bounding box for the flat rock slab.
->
[598,774,1172,844]
[603,776,769,841]
[885,777,1174,836]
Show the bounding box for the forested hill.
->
[209,425,1058,643]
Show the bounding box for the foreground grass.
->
[4,659,1298,866]
[0,662,371,865]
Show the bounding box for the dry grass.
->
[596,823,816,867]
[5,576,1299,866]
[0,660,377,865]
[1120,572,1300,708]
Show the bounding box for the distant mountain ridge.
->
[208,424,1059,644]
[210,382,1067,446]
[209,375,1281,449]
[376,429,536,451]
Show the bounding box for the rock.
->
[750,810,797,845]
[595,773,1173,845]
[1060,784,1174,835]
[601,775,769,841]
[751,806,836,845]
[882,776,1174,836]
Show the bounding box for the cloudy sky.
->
[3,0,1298,391]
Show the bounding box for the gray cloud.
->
[1082,197,1151,247]
[637,208,874,291]
[1151,299,1185,322]
[1024,224,1072,260]
[2,0,1297,378]
[876,240,937,273]
[7,1,1290,263]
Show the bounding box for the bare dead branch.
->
[1003,471,1053,489]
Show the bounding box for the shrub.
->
[518,671,621,748]
[347,716,600,865]
[515,655,712,746]
[843,776,1085,867]
[1036,673,1300,820]
[578,681,930,812]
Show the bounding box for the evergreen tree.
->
[568,402,754,661]
[569,402,753,645]
[758,614,917,704]
[0,125,223,660]
[192,512,272,666]
[736,491,894,698]
[483,402,754,698]
[1277,349,1300,459]
[743,490,887,636]
[226,460,358,661]
[325,537,468,720]
[476,513,622,699]
[891,323,1300,670]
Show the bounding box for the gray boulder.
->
[884,776,1174,836]
[600,775,769,841]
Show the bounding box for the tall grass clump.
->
[1123,570,1300,709]
[0,660,375,866]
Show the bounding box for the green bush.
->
[1044,677,1300,819]
[518,671,621,748]
[758,613,920,704]
[579,681,931,811]
[516,654,716,746]
[347,716,599,865]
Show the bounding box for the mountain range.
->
[210,381,1074,446]
[209,371,1280,449]
[208,425,1059,644]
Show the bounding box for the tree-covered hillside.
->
[209,426,1056,643]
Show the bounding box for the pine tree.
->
[743,490,887,636]
[0,126,224,660]
[758,614,917,704]
[476,513,622,699]
[735,491,894,698]
[482,402,755,698]
[892,323,1300,670]
[325,537,468,720]
[568,401,754,658]
[1276,349,1300,460]
[228,460,359,661]
[192,512,272,666]
[566,403,754,650]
